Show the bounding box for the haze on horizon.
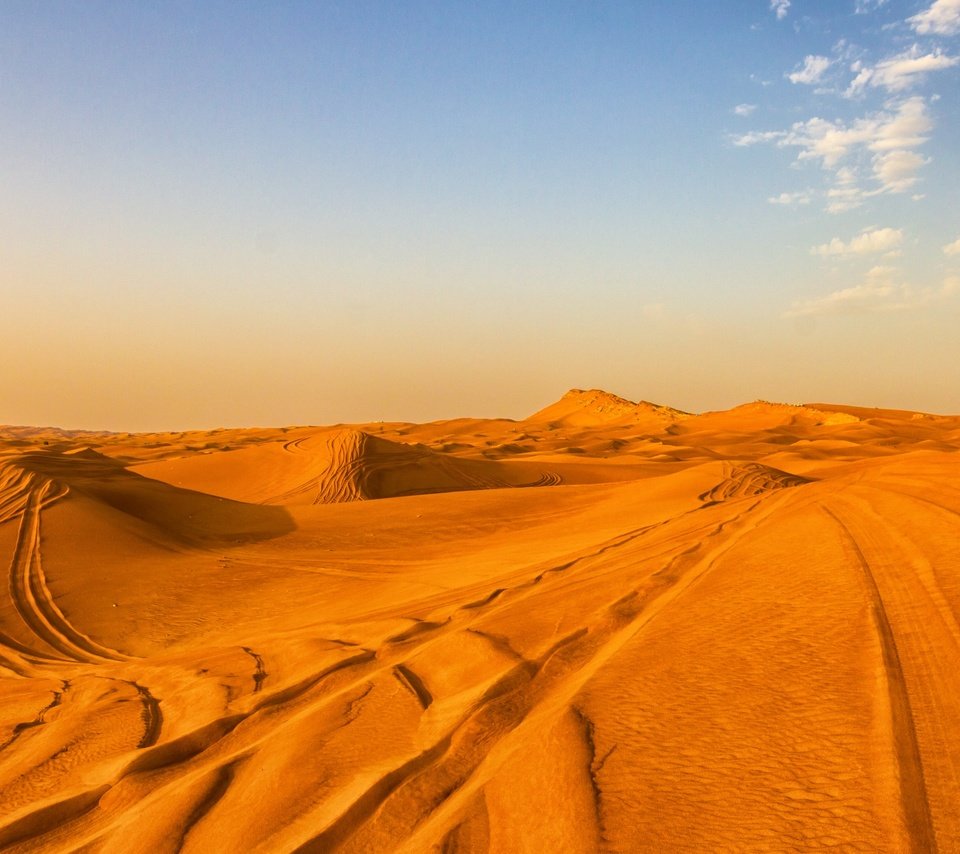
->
[2,0,959,431]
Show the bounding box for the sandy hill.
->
[673,400,859,434]
[2,393,960,851]
[526,388,690,429]
[132,428,565,505]
[805,401,957,421]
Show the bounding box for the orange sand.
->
[1,389,959,851]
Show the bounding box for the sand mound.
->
[676,401,860,435]
[279,428,510,503]
[134,429,535,505]
[698,462,811,503]
[526,388,690,429]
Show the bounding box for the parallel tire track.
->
[292,492,796,852]
[822,504,937,854]
[7,478,128,664]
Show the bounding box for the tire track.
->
[0,464,37,527]
[295,490,796,852]
[7,478,128,664]
[822,505,937,854]
[519,471,562,488]
[698,461,809,504]
[17,496,779,853]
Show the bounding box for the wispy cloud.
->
[732,129,786,147]
[785,266,958,316]
[811,227,903,256]
[872,149,930,192]
[736,96,934,208]
[789,55,832,85]
[909,0,960,35]
[846,46,959,96]
[737,2,956,220]
[733,103,757,117]
[770,0,791,21]
[944,236,960,255]
[734,97,932,166]
[768,190,813,205]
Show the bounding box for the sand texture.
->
[1,389,959,852]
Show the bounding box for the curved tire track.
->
[7,477,128,664]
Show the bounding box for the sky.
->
[2,0,959,429]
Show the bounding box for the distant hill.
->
[525,388,690,429]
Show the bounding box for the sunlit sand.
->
[1,389,958,851]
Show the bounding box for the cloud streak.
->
[786,266,958,317]
[811,227,903,257]
[768,190,812,205]
[846,46,959,96]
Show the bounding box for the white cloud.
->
[872,149,930,192]
[845,46,959,96]
[736,98,934,208]
[786,266,897,316]
[733,103,757,117]
[826,185,870,214]
[855,0,889,12]
[768,190,813,205]
[785,97,932,200]
[771,0,790,20]
[944,236,960,255]
[784,97,930,166]
[909,0,960,35]
[732,129,786,147]
[785,266,958,317]
[789,55,833,85]
[868,96,933,152]
[811,227,903,256]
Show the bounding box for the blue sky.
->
[2,1,958,429]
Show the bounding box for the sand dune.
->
[132,428,547,505]
[2,392,960,851]
[526,387,690,430]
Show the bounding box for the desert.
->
[5,1,960,850]
[1,388,959,851]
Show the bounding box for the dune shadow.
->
[12,449,295,545]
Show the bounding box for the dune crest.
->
[526,388,690,429]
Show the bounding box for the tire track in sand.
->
[7,476,129,664]
[292,491,798,852]
[822,504,937,854]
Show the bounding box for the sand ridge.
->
[1,391,959,851]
